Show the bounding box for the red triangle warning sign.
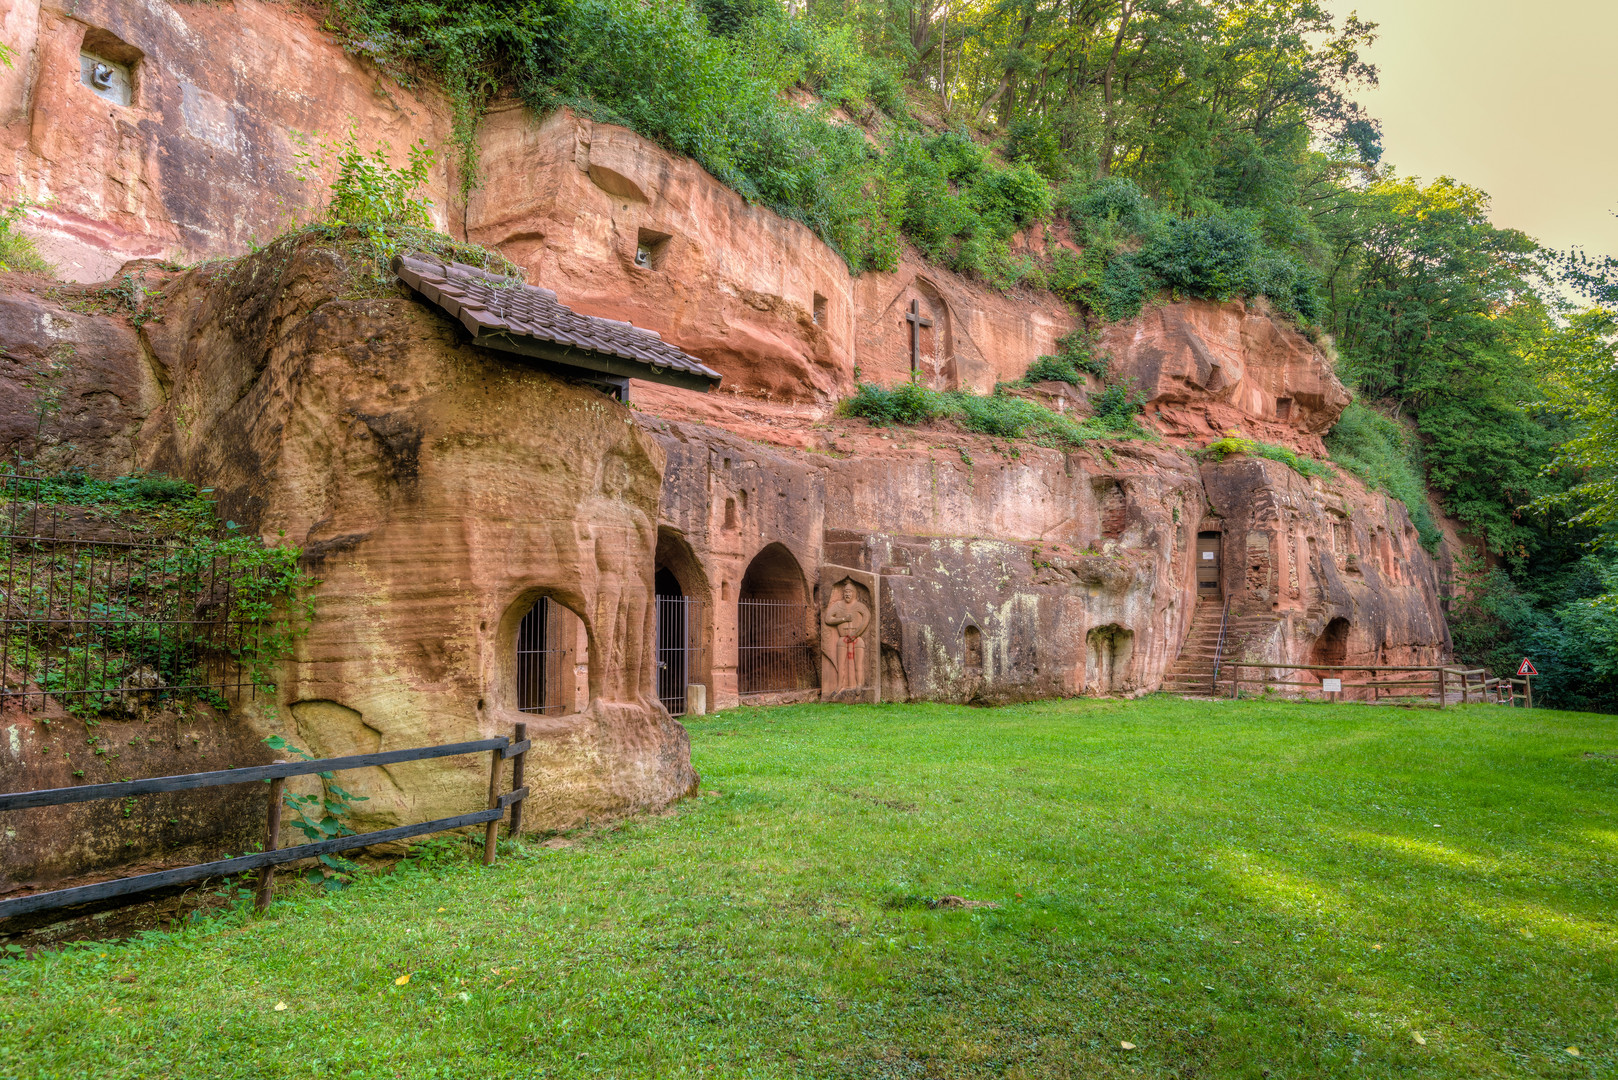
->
[1517,658,1538,676]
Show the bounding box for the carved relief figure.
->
[822,579,872,692]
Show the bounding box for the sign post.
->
[1516,658,1537,708]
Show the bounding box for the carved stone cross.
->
[904,298,933,376]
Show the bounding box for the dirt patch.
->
[822,783,918,813]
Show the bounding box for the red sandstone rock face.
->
[0,4,1460,889]
[0,239,697,848]
[0,0,458,280]
[1100,300,1351,454]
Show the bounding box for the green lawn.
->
[3,697,1616,1078]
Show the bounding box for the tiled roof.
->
[393,255,721,392]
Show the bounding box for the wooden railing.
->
[0,723,531,921]
[1221,662,1532,707]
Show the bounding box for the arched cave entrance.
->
[737,543,818,696]
[654,529,712,717]
[1086,624,1134,695]
[515,594,583,715]
[1310,617,1351,672]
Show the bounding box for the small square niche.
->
[79,28,143,107]
[812,292,828,326]
[634,228,672,271]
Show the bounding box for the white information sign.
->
[1202,551,1215,560]
[1322,678,1342,693]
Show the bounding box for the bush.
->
[1022,330,1107,384]
[840,380,1148,447]
[1324,402,1443,552]
[1198,434,1336,481]
[0,196,51,276]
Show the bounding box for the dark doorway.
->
[655,567,704,716]
[1196,532,1222,599]
[737,544,818,695]
[1310,617,1351,669]
[516,596,577,715]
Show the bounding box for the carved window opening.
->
[1275,396,1293,421]
[737,543,818,696]
[516,595,581,715]
[723,497,738,530]
[634,228,672,270]
[812,292,828,326]
[79,29,143,108]
[963,624,983,671]
[1094,480,1128,541]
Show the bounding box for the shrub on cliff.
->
[0,196,52,276]
[1324,402,1442,552]
[1021,331,1107,385]
[1198,433,1335,482]
[840,379,1146,447]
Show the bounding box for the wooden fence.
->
[0,723,531,921]
[1220,662,1533,707]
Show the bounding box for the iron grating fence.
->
[0,471,273,713]
[737,599,819,697]
[516,596,575,715]
[655,595,706,716]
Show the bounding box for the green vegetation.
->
[0,197,52,276]
[290,127,521,290]
[0,466,314,715]
[1198,433,1335,482]
[840,378,1145,446]
[4,697,1614,1076]
[1021,328,1107,384]
[1324,402,1442,552]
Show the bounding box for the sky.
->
[1347,0,1618,260]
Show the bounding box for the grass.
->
[3,696,1616,1077]
[1199,433,1337,481]
[840,381,1147,448]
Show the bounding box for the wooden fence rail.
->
[0,723,530,922]
[1221,662,1531,708]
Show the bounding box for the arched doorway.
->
[1310,617,1351,670]
[737,543,818,696]
[654,530,710,717]
[515,595,582,715]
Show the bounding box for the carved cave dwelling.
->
[0,1,1456,893]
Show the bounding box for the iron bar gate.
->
[737,599,819,696]
[0,471,265,712]
[655,595,706,716]
[516,596,574,715]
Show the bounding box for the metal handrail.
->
[1209,594,1233,692]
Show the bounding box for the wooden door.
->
[1196,533,1222,599]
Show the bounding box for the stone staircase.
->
[1160,601,1284,697]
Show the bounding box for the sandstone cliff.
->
[0,0,1457,891]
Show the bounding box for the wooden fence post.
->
[256,767,285,912]
[484,745,502,867]
[1437,667,1446,708]
[509,722,527,838]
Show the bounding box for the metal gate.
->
[654,595,705,716]
[516,596,574,715]
[737,599,820,696]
